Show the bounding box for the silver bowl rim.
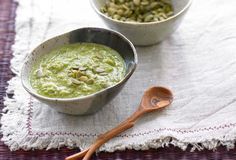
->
[21,27,138,102]
[90,0,193,25]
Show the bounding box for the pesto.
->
[30,43,126,98]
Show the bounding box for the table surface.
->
[1,0,236,159]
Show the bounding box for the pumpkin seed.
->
[100,81,109,88]
[76,71,83,78]
[133,0,140,6]
[94,67,105,73]
[99,72,108,76]
[119,0,125,3]
[68,70,77,78]
[36,69,44,78]
[78,66,87,71]
[79,76,89,82]
[86,79,94,84]
[105,67,113,72]
[117,9,124,15]
[166,11,174,17]
[141,1,149,6]
[113,14,121,20]
[144,14,154,22]
[71,78,82,85]
[100,0,174,22]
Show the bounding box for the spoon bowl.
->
[141,86,173,111]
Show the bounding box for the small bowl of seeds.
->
[90,0,192,45]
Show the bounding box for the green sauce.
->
[30,43,126,98]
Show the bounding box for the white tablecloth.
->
[1,0,236,151]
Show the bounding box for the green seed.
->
[71,78,82,85]
[120,17,126,21]
[108,8,116,15]
[68,70,77,78]
[118,0,125,3]
[122,4,129,11]
[159,17,165,21]
[133,0,140,6]
[166,11,174,17]
[76,71,83,78]
[123,9,129,16]
[94,53,103,59]
[86,79,94,84]
[141,1,149,6]
[113,14,121,20]
[157,8,164,13]
[78,66,87,71]
[79,76,88,82]
[158,12,167,19]
[35,69,44,78]
[95,67,105,73]
[100,7,107,13]
[117,9,124,15]
[105,58,116,66]
[100,81,109,88]
[109,2,118,9]
[100,0,174,23]
[100,72,108,76]
[144,14,154,22]
[105,66,113,72]
[162,0,172,4]
[153,17,159,21]
[150,2,158,9]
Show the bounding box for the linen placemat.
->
[1,0,236,152]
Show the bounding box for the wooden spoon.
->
[65,86,173,160]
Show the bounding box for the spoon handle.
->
[82,121,136,160]
[65,121,134,160]
[65,109,143,160]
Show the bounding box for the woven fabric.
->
[1,0,236,152]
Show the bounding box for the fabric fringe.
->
[1,77,236,151]
[1,80,236,151]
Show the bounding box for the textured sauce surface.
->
[30,43,125,98]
